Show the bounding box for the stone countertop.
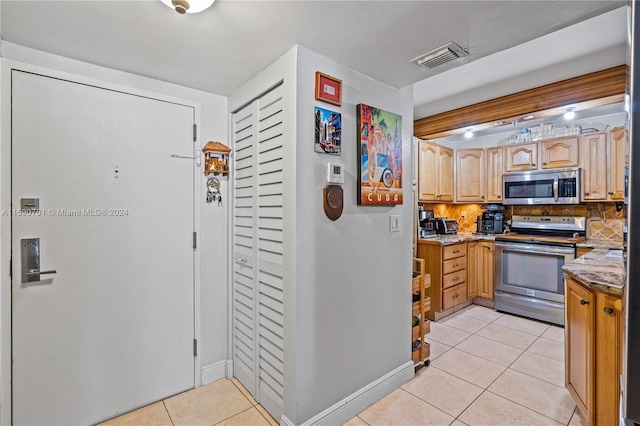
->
[418,233,496,245]
[577,238,624,250]
[562,249,625,297]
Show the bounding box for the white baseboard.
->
[201,360,228,385]
[282,361,414,426]
[226,359,234,378]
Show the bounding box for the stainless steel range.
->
[494,215,586,326]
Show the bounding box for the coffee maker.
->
[418,208,435,238]
[476,204,506,234]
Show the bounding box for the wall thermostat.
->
[326,163,345,184]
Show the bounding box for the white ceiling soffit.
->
[413,6,629,120]
[0,1,626,97]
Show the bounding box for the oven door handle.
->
[496,243,574,256]
[553,174,559,202]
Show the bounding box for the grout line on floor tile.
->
[230,377,258,406]
[162,400,176,426]
[396,388,455,422]
[213,406,256,426]
[357,415,371,425]
[483,388,572,425]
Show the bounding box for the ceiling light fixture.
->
[464,129,474,139]
[564,107,576,120]
[494,121,504,126]
[523,115,534,120]
[161,0,215,14]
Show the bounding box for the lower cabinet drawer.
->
[443,256,466,275]
[442,269,466,290]
[442,283,467,311]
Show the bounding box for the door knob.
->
[25,269,57,277]
[21,238,57,284]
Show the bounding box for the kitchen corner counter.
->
[562,249,625,297]
[418,233,496,246]
[577,238,624,250]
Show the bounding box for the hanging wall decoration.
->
[356,103,403,205]
[314,107,342,155]
[202,141,231,176]
[315,72,342,106]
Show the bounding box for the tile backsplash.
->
[420,202,623,241]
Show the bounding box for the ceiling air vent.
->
[411,42,469,70]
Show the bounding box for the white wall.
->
[228,45,415,425]
[293,46,414,424]
[0,42,229,423]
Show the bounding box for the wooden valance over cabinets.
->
[414,65,628,140]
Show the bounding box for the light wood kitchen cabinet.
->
[467,242,478,299]
[580,132,608,200]
[417,241,467,320]
[540,136,579,169]
[477,241,495,299]
[418,141,454,202]
[455,148,485,202]
[608,127,628,201]
[504,142,538,172]
[579,129,627,201]
[566,277,595,421]
[566,277,623,426]
[467,241,493,300]
[486,147,503,203]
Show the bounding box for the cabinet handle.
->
[481,195,485,199]
[542,162,547,165]
[453,250,460,254]
[585,192,590,196]
[497,195,501,199]
[608,191,614,195]
[532,163,536,167]
[604,307,614,315]
[453,294,459,299]
[453,263,459,268]
[453,276,460,282]
[580,299,589,305]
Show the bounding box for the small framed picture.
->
[315,107,341,155]
[315,72,342,106]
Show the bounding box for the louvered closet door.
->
[233,102,258,396]
[232,83,285,420]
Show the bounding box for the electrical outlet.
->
[461,211,467,220]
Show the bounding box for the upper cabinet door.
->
[505,143,538,172]
[455,148,484,203]
[418,141,438,202]
[486,147,503,203]
[608,127,628,200]
[540,136,579,169]
[437,146,455,202]
[579,132,607,201]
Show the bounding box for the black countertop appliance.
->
[476,204,506,234]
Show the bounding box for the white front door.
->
[11,70,196,425]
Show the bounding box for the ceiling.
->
[0,0,627,119]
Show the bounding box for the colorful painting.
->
[356,104,403,205]
[315,107,342,155]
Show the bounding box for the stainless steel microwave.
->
[503,168,581,205]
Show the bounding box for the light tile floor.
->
[98,378,278,426]
[346,305,587,426]
[101,305,587,426]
